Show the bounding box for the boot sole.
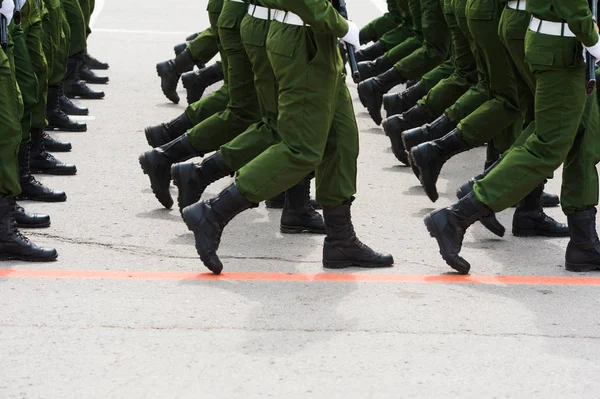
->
[0,252,58,262]
[46,125,87,132]
[566,262,600,272]
[280,225,326,235]
[16,194,67,202]
[322,260,393,269]
[17,221,51,229]
[65,94,105,100]
[512,229,569,238]
[424,214,470,274]
[30,167,77,176]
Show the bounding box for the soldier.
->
[77,0,109,70]
[179,0,393,274]
[425,0,600,274]
[0,0,57,261]
[358,0,451,125]
[10,0,71,203]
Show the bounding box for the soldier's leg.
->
[62,0,86,56]
[186,26,219,66]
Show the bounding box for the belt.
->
[507,0,526,11]
[273,10,307,26]
[248,4,272,20]
[529,17,576,38]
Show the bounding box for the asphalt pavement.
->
[1,0,600,397]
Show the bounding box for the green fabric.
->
[43,0,62,87]
[457,0,523,153]
[392,0,450,80]
[384,35,422,65]
[378,24,416,50]
[220,15,280,171]
[527,0,597,46]
[262,0,349,38]
[186,26,219,65]
[474,30,599,214]
[49,3,69,86]
[184,83,229,126]
[418,0,477,118]
[78,0,95,38]
[235,21,358,206]
[10,1,48,143]
[62,0,87,56]
[185,1,259,152]
[0,30,24,197]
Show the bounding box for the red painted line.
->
[0,269,599,286]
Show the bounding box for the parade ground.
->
[1,0,600,397]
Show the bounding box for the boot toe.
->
[156,62,180,104]
[480,215,506,238]
[411,144,439,202]
[541,192,560,207]
[139,153,173,209]
[202,253,223,275]
[424,211,470,274]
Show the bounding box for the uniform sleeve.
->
[285,0,349,37]
[550,0,598,46]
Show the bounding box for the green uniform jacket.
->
[261,0,348,37]
[527,0,597,46]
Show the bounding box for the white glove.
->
[15,0,26,11]
[0,0,15,26]
[584,33,600,64]
[341,20,360,49]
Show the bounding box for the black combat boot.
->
[79,62,109,84]
[265,192,286,209]
[42,131,72,153]
[16,144,67,202]
[322,199,394,268]
[402,114,457,155]
[354,41,386,62]
[182,184,257,274]
[357,55,393,81]
[0,197,58,262]
[358,68,405,125]
[84,52,109,70]
[139,134,203,209]
[29,128,77,175]
[181,63,225,104]
[565,208,600,272]
[382,82,427,118]
[280,178,325,234]
[57,84,89,116]
[46,86,87,132]
[145,113,193,148]
[541,192,560,208]
[424,192,492,274]
[174,42,188,56]
[411,129,472,202]
[382,105,430,165]
[512,184,568,237]
[171,151,233,213]
[15,202,50,228]
[64,54,105,99]
[156,48,195,104]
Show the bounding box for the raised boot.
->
[46,86,87,131]
[512,184,568,237]
[139,134,203,209]
[156,48,195,104]
[145,113,193,148]
[354,41,386,62]
[84,52,109,70]
[42,131,72,153]
[181,63,225,104]
[542,192,560,208]
[322,199,394,268]
[182,184,257,274]
[64,54,105,99]
[15,202,50,228]
[358,68,405,125]
[565,208,600,272]
[454,160,505,238]
[0,197,58,262]
[424,192,492,274]
[382,82,427,118]
[174,42,187,56]
[29,128,77,175]
[58,87,89,116]
[15,144,67,202]
[382,105,430,165]
[171,151,233,213]
[411,129,472,202]
[402,114,457,155]
[357,55,393,81]
[280,178,325,234]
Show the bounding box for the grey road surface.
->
[1,0,599,397]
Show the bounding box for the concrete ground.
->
[2,0,600,397]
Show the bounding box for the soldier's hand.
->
[341,21,360,49]
[584,33,600,64]
[0,0,14,25]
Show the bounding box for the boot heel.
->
[322,260,353,269]
[280,224,304,234]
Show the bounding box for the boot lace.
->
[7,200,30,242]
